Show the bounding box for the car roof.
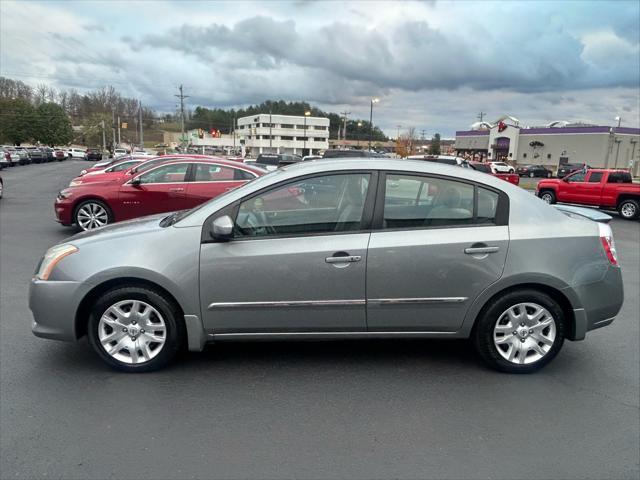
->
[138,156,266,174]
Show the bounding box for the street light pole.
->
[303,110,311,156]
[368,98,379,151]
[357,122,362,148]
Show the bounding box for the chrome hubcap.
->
[493,302,556,365]
[621,203,636,218]
[98,300,166,364]
[541,193,553,203]
[77,203,108,230]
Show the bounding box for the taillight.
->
[598,223,619,266]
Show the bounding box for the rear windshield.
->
[322,150,368,158]
[256,155,280,166]
[607,171,632,183]
[470,163,491,173]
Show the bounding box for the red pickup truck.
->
[536,169,640,220]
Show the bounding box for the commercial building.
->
[237,113,329,156]
[455,116,640,175]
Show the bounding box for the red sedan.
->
[70,155,217,186]
[55,159,266,230]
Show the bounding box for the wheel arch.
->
[74,276,186,341]
[466,280,579,341]
[616,193,639,207]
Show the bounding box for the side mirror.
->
[210,215,234,241]
[131,177,141,187]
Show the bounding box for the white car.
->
[489,162,515,174]
[66,148,87,159]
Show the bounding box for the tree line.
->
[0,77,389,146]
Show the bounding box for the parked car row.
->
[0,145,68,168]
[55,154,267,231]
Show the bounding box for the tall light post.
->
[368,98,379,151]
[303,110,311,156]
[357,122,362,148]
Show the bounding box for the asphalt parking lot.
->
[1,160,638,479]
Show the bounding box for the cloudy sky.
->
[1,0,639,137]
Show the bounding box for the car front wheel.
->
[473,289,565,373]
[74,199,113,231]
[618,199,639,220]
[88,286,186,372]
[539,190,556,204]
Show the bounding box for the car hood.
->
[73,171,127,184]
[66,212,171,245]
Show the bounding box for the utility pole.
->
[340,111,351,142]
[421,129,426,140]
[396,125,402,139]
[477,111,486,123]
[111,109,116,152]
[139,100,143,149]
[175,85,189,147]
[101,120,106,152]
[233,113,237,152]
[117,115,121,145]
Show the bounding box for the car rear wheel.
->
[473,289,565,373]
[618,199,639,220]
[539,190,556,204]
[74,199,112,231]
[87,286,186,372]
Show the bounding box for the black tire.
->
[618,199,640,220]
[73,199,113,231]
[539,190,556,204]
[473,289,565,373]
[87,285,186,372]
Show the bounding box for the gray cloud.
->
[132,15,638,96]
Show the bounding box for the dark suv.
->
[85,149,103,161]
[557,163,590,178]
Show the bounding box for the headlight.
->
[69,180,82,186]
[35,244,78,280]
[57,189,73,200]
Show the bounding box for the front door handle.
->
[464,246,500,254]
[325,255,362,264]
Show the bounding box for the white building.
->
[237,113,330,156]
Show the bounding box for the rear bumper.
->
[29,279,90,341]
[569,265,624,340]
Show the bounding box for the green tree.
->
[428,133,441,155]
[35,102,73,146]
[82,112,112,148]
[0,97,36,145]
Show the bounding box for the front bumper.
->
[54,198,73,225]
[29,278,91,341]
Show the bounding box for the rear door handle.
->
[464,246,500,254]
[325,255,362,264]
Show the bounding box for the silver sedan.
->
[29,159,624,373]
